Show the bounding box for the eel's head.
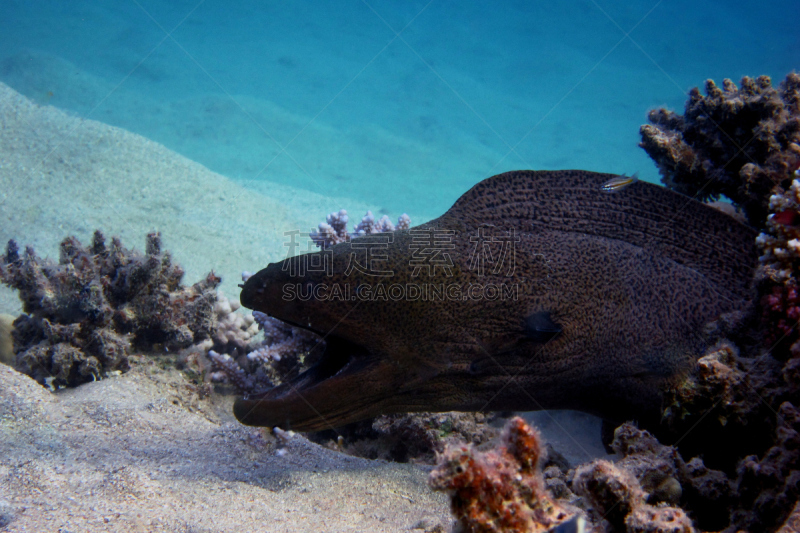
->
[232,169,760,432]
[233,231,479,432]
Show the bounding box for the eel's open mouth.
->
[233,324,381,431]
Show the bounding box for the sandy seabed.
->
[0,82,451,532]
[0,82,610,532]
[0,81,411,316]
[0,361,452,532]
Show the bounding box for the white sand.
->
[0,83,610,531]
[0,83,451,532]
[0,361,452,532]
[0,82,453,532]
[0,81,423,316]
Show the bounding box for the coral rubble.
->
[310,209,410,249]
[309,411,501,464]
[0,231,221,388]
[640,73,800,227]
[429,416,580,533]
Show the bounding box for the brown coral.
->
[730,401,800,532]
[640,73,800,227]
[660,341,785,471]
[0,231,221,387]
[573,458,695,533]
[429,416,577,533]
[609,423,734,531]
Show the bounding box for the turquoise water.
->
[1,0,797,217]
[0,5,798,518]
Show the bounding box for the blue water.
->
[1,0,797,218]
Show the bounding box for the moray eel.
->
[234,170,757,432]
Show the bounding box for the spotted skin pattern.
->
[235,170,757,432]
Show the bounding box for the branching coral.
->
[207,308,322,394]
[0,231,220,387]
[640,73,800,226]
[758,169,800,356]
[429,416,580,533]
[310,209,410,249]
[636,72,800,530]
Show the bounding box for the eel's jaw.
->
[233,334,394,431]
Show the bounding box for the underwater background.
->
[1,0,798,445]
[1,2,800,531]
[1,0,797,220]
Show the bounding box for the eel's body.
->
[234,170,757,432]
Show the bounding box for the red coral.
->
[757,170,800,357]
[429,417,576,533]
[762,284,800,353]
